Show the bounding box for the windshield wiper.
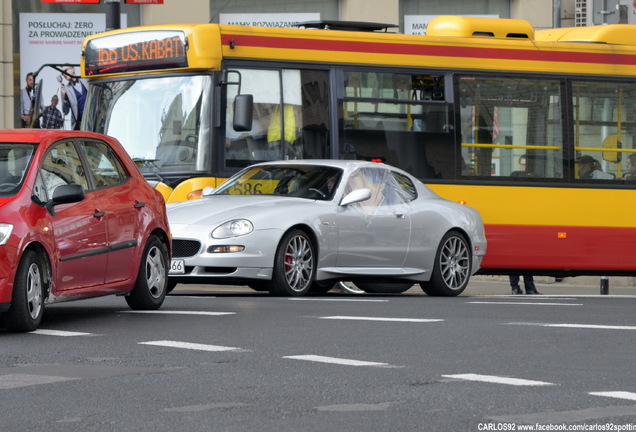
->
[132,158,168,185]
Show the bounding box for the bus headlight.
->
[212,219,253,239]
[0,223,14,246]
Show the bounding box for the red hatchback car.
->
[0,129,171,332]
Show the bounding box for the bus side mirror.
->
[233,94,254,132]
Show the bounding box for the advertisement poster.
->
[220,13,320,28]
[19,13,127,129]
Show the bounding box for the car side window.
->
[80,140,130,189]
[391,171,417,202]
[345,167,408,210]
[40,141,89,198]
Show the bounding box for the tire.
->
[420,230,471,297]
[166,279,178,294]
[125,235,168,310]
[2,249,45,332]
[309,280,337,294]
[356,281,413,294]
[268,229,315,296]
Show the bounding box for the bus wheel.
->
[420,230,471,297]
[126,235,168,309]
[309,280,337,294]
[268,230,314,296]
[2,249,45,332]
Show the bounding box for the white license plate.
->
[169,259,185,275]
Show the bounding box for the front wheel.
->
[2,249,45,332]
[268,229,315,296]
[420,230,471,297]
[126,235,168,309]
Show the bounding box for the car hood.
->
[167,195,317,226]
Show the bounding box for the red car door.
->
[40,141,108,290]
[79,140,143,284]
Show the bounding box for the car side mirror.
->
[46,184,85,216]
[340,188,372,206]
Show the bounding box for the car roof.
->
[251,159,397,172]
[0,129,112,144]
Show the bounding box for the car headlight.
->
[0,223,14,246]
[212,219,253,239]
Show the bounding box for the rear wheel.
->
[126,235,168,309]
[2,249,45,332]
[420,230,471,296]
[268,229,314,296]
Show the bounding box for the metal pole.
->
[553,0,561,28]
[600,276,609,295]
[105,0,121,32]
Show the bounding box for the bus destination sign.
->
[84,30,188,75]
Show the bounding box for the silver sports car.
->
[167,160,486,296]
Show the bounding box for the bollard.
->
[600,276,609,295]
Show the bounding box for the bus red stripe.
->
[483,224,636,271]
[221,34,636,66]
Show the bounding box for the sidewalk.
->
[464,276,636,296]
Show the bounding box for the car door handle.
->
[394,213,405,219]
[93,210,105,218]
[134,201,145,208]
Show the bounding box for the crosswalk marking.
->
[284,355,390,367]
[289,298,389,302]
[442,373,554,386]
[139,340,242,352]
[122,310,235,316]
[320,316,443,323]
[510,322,636,330]
[468,301,582,306]
[31,329,94,337]
[589,391,636,401]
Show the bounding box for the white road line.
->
[31,329,94,337]
[589,391,636,401]
[121,310,235,316]
[468,301,582,306]
[139,340,242,352]
[442,373,554,386]
[284,355,390,367]
[510,322,636,330]
[289,298,389,302]
[320,316,443,323]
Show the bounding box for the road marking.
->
[589,391,636,401]
[139,340,242,352]
[510,322,636,330]
[468,301,582,306]
[289,298,389,302]
[442,373,554,386]
[284,355,390,367]
[31,329,94,337]
[320,316,443,323]
[0,374,79,389]
[122,310,235,316]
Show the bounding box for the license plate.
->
[169,259,185,275]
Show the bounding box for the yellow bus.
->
[81,16,636,276]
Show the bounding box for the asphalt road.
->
[2,283,636,432]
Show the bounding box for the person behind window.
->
[623,153,636,181]
[510,154,532,177]
[578,155,614,180]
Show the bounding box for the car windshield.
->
[213,165,343,200]
[0,143,36,197]
[83,74,212,174]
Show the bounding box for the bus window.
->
[225,68,330,168]
[459,75,563,180]
[572,80,636,181]
[340,70,453,180]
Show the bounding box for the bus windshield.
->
[83,74,212,174]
